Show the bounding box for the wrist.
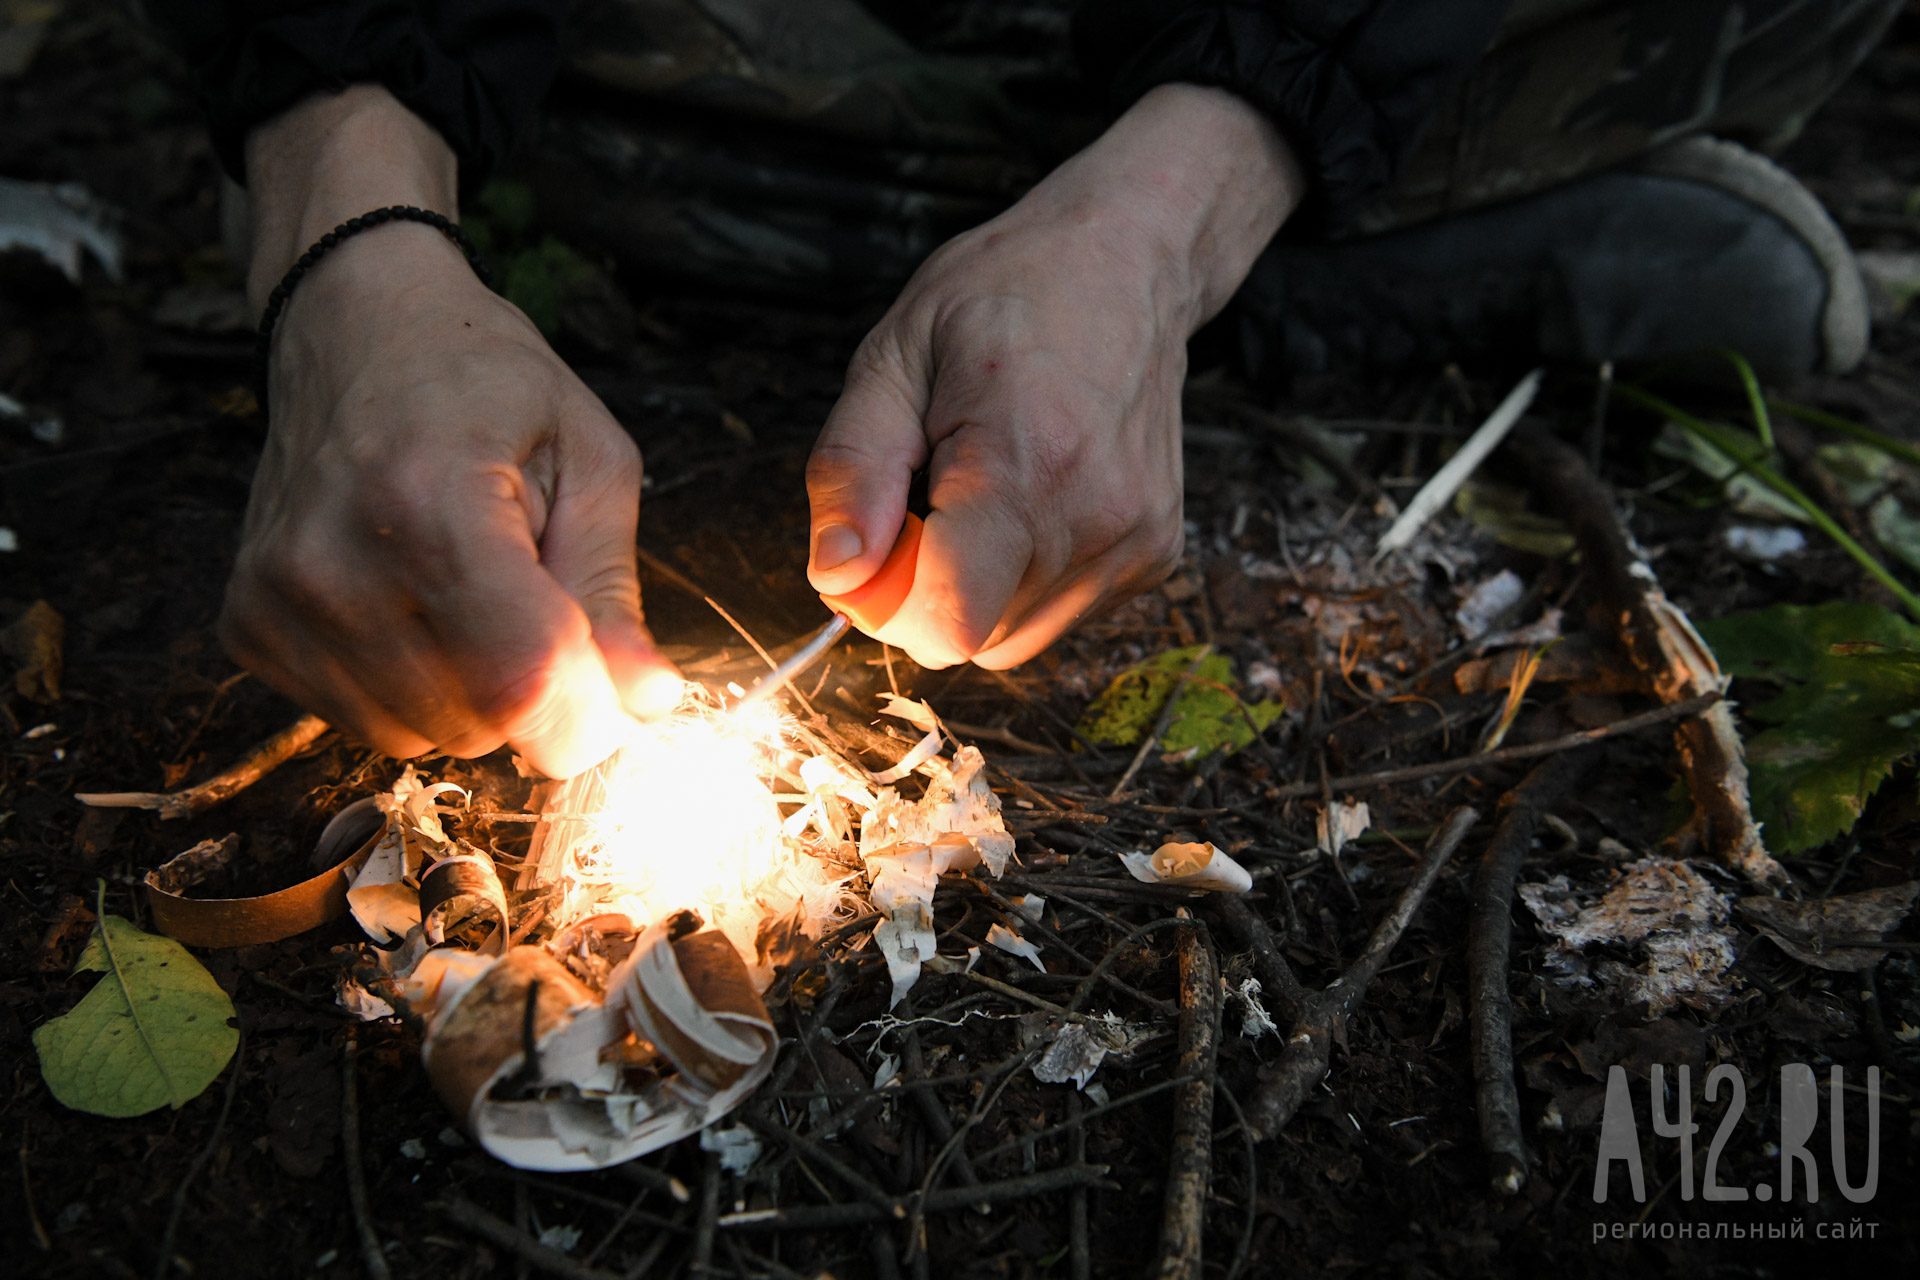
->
[1064,83,1304,331]
[244,85,462,312]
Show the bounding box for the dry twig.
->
[1247,807,1479,1139]
[715,1166,1113,1231]
[1207,894,1307,1022]
[1507,425,1785,886]
[1265,693,1718,800]
[1468,754,1592,1195]
[79,714,329,818]
[1155,910,1220,1280]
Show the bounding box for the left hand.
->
[805,84,1304,669]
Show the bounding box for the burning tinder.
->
[330,681,1020,1170]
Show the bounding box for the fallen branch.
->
[78,713,329,819]
[903,1029,986,1209]
[1266,693,1718,801]
[1155,911,1220,1280]
[1247,807,1479,1140]
[1507,426,1785,887]
[1207,894,1307,1022]
[1468,754,1592,1196]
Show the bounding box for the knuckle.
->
[805,438,864,495]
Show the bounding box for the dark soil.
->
[3,4,1917,1279]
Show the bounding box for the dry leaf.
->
[1737,882,1919,972]
[2,598,62,702]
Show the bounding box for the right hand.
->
[220,88,679,779]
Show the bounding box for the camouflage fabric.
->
[521,0,1083,297]
[1360,0,1902,236]
[521,0,1898,294]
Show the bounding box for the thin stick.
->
[902,1050,1040,1263]
[634,545,714,603]
[1469,754,1592,1196]
[1247,807,1479,1140]
[1111,646,1211,799]
[902,1029,985,1207]
[693,1150,721,1274]
[1215,1085,1259,1280]
[1587,360,1613,471]
[342,1033,393,1280]
[716,1165,1113,1231]
[980,666,1107,754]
[743,1113,899,1218]
[1207,894,1307,1018]
[1265,693,1718,800]
[975,1074,1202,1166]
[434,1195,625,1280]
[705,597,822,719]
[1155,911,1219,1280]
[1375,369,1542,558]
[152,1028,245,1280]
[1068,1091,1090,1280]
[617,1159,693,1205]
[79,714,329,819]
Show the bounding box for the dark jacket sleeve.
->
[1074,1,1509,233]
[143,0,567,192]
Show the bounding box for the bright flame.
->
[568,693,787,931]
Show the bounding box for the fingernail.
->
[812,522,863,573]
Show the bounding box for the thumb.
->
[807,331,931,596]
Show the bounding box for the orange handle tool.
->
[819,511,924,633]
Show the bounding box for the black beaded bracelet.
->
[253,205,492,416]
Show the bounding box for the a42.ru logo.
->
[1593,1063,1881,1202]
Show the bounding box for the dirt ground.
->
[3,4,1918,1278]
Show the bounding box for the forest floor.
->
[3,4,1918,1279]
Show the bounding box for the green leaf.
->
[34,889,237,1117]
[1698,604,1920,851]
[1076,645,1282,762]
[1698,602,1920,687]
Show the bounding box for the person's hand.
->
[806,85,1304,669]
[220,87,679,778]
